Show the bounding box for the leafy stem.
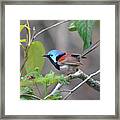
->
[20,20,31,75]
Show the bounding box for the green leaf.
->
[38,71,59,86]
[20,39,27,43]
[46,90,62,100]
[20,87,34,94]
[20,87,36,100]
[20,24,25,32]
[20,39,27,48]
[68,21,77,31]
[25,41,45,73]
[68,20,95,50]
[58,74,69,85]
[20,86,41,100]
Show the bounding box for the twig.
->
[66,69,100,91]
[63,70,100,100]
[20,56,28,75]
[60,89,72,92]
[26,20,31,46]
[31,26,36,41]
[44,69,100,99]
[81,40,100,57]
[20,94,41,100]
[32,20,70,40]
[44,83,62,99]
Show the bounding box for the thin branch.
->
[60,89,72,92]
[81,40,100,57]
[31,26,36,41]
[20,94,41,100]
[63,70,100,100]
[32,20,70,40]
[26,20,31,46]
[44,69,100,99]
[20,20,31,75]
[20,56,28,75]
[44,83,62,99]
[66,69,100,91]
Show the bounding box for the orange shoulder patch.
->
[58,55,66,62]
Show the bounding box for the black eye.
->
[50,54,53,56]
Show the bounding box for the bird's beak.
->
[43,54,49,57]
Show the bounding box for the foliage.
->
[20,69,67,87]
[68,20,95,50]
[20,39,27,44]
[20,68,67,99]
[20,87,37,100]
[46,90,62,100]
[25,41,45,73]
[20,86,34,94]
[58,74,69,85]
[20,39,27,48]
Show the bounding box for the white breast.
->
[60,65,69,72]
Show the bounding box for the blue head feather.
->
[44,50,65,70]
[47,50,65,62]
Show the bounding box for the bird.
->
[43,41,99,73]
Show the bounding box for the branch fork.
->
[44,69,100,100]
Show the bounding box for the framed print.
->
[0,0,119,119]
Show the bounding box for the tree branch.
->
[20,56,28,75]
[44,69,100,99]
[26,20,31,46]
[32,20,70,40]
[66,69,100,92]
[44,83,62,99]
[63,70,100,100]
